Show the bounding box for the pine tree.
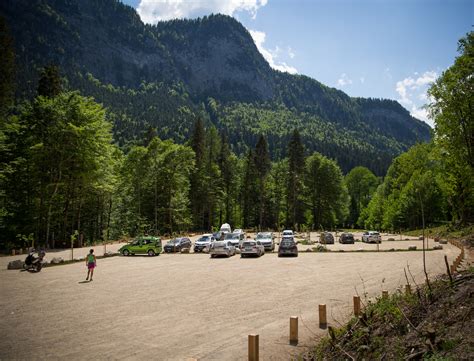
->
[37,65,62,98]
[286,129,305,229]
[254,135,271,228]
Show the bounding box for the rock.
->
[408,245,417,251]
[418,236,424,240]
[234,248,241,254]
[180,248,190,254]
[305,248,313,252]
[388,238,395,241]
[433,245,443,250]
[7,260,24,270]
[103,251,115,257]
[50,257,64,264]
[434,237,440,242]
[388,248,395,252]
[357,248,364,252]
[405,238,410,241]
[439,239,448,244]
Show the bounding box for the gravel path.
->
[0,235,460,360]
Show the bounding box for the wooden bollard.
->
[289,316,298,344]
[382,290,388,299]
[319,304,327,328]
[248,334,259,361]
[405,284,411,295]
[353,296,361,316]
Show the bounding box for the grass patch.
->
[302,268,473,360]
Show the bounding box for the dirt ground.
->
[0,234,462,360]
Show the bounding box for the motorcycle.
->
[23,249,46,272]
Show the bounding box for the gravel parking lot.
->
[0,234,460,360]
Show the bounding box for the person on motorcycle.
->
[85,249,96,281]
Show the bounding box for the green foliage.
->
[345,166,379,227]
[428,31,474,224]
[305,152,349,228]
[361,143,447,231]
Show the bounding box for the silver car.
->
[256,232,274,251]
[240,240,265,258]
[210,240,236,258]
[362,231,381,243]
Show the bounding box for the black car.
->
[278,237,298,257]
[320,232,335,244]
[339,232,355,244]
[163,237,191,253]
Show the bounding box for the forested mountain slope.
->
[0,0,430,174]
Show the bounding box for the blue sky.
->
[121,0,473,126]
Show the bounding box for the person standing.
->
[85,249,96,281]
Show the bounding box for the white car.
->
[240,240,265,258]
[210,240,236,258]
[224,232,245,248]
[282,230,294,236]
[256,232,275,251]
[362,231,381,243]
[194,234,216,252]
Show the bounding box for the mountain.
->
[0,0,431,175]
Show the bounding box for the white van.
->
[220,223,232,234]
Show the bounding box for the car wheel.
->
[210,254,215,258]
[148,249,155,257]
[122,249,130,256]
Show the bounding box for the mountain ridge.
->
[0,0,431,175]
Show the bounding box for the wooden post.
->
[405,284,411,295]
[289,316,298,344]
[353,296,361,316]
[382,290,388,299]
[248,334,259,361]
[319,304,327,328]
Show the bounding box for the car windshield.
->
[281,240,295,246]
[199,236,210,242]
[256,233,270,239]
[242,241,255,246]
[224,233,239,240]
[168,239,180,244]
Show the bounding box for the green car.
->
[119,236,162,256]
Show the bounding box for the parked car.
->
[119,236,162,256]
[194,234,216,252]
[163,237,192,253]
[256,232,275,251]
[220,223,232,235]
[339,232,355,244]
[210,240,236,258]
[278,236,298,257]
[320,232,335,245]
[282,229,294,236]
[240,240,265,257]
[224,232,245,248]
[362,231,382,243]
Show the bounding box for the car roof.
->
[201,234,212,237]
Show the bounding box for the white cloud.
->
[336,73,352,87]
[249,30,298,74]
[395,71,438,127]
[137,0,268,23]
[360,77,365,84]
[288,47,295,59]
